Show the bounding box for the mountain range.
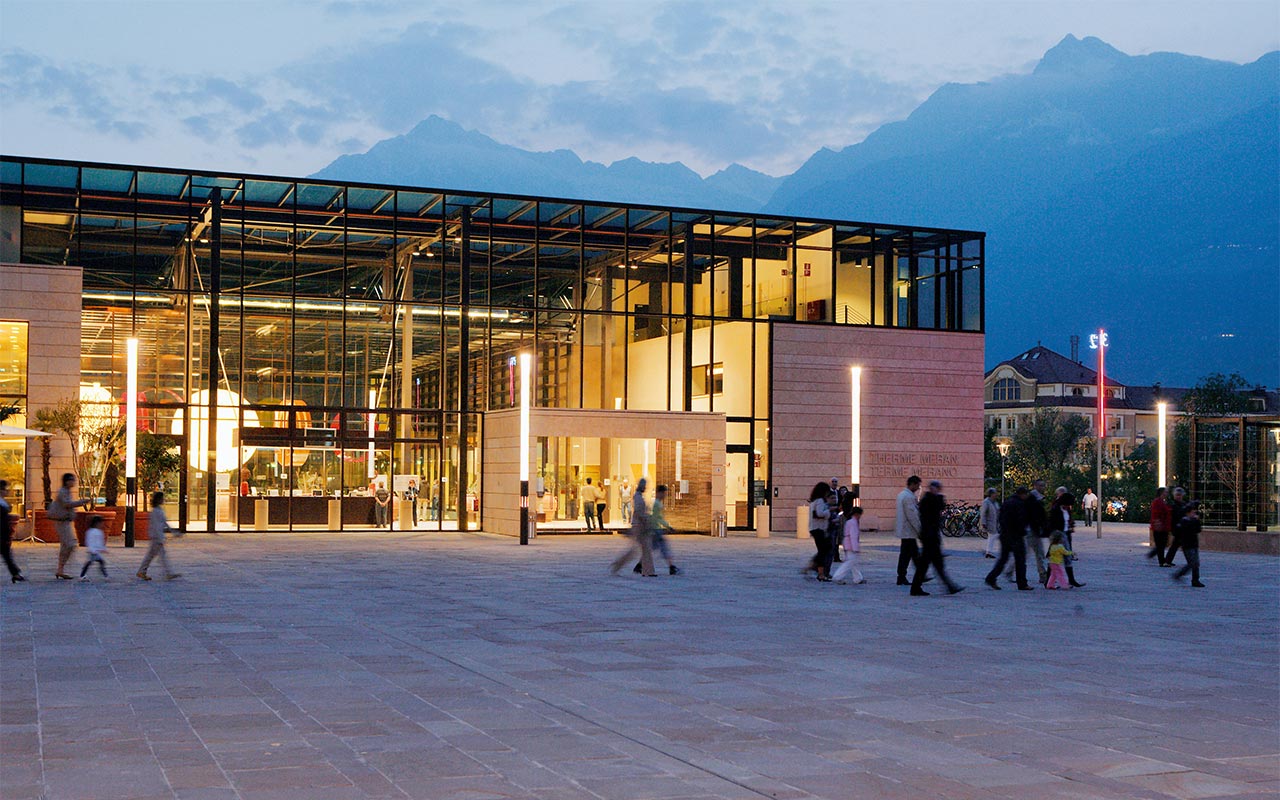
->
[313,35,1280,387]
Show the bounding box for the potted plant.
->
[134,431,182,540]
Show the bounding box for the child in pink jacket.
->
[833,505,865,585]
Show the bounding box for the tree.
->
[32,406,63,507]
[137,432,182,508]
[1006,409,1093,491]
[983,423,1002,490]
[1182,372,1252,415]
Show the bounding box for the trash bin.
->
[328,498,342,531]
[254,498,269,531]
[712,511,727,538]
[796,505,809,539]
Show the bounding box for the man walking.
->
[1082,487,1098,527]
[986,487,1033,590]
[980,488,1000,558]
[1025,479,1049,584]
[911,480,963,596]
[1147,487,1172,565]
[894,475,922,586]
[580,478,601,531]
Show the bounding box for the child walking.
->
[832,504,865,585]
[1044,531,1075,589]
[137,491,182,581]
[1171,501,1205,588]
[79,514,108,580]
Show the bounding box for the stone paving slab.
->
[1,523,1277,800]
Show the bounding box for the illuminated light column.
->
[519,352,532,545]
[850,366,862,501]
[1093,329,1108,539]
[675,440,683,495]
[125,338,138,548]
[1157,402,1168,489]
[643,440,650,479]
[367,389,376,481]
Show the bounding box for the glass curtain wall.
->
[2,156,984,531]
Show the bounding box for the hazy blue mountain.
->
[313,115,780,211]
[766,36,1279,386]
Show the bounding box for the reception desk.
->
[235,496,385,527]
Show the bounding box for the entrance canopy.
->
[483,408,726,536]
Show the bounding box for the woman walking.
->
[806,482,833,582]
[610,478,655,576]
[1046,492,1085,587]
[52,472,89,580]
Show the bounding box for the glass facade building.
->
[1,155,984,532]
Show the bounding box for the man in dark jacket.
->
[1024,479,1049,584]
[986,487,1032,590]
[910,480,963,596]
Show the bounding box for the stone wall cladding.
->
[770,323,985,531]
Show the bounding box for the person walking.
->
[980,488,1001,558]
[805,481,833,582]
[1163,487,1188,568]
[1046,493,1085,587]
[137,491,181,581]
[1082,488,1098,527]
[635,484,680,575]
[824,490,843,568]
[1044,531,1075,590]
[78,514,108,580]
[580,478,601,531]
[0,480,25,583]
[1024,479,1050,584]
[610,478,654,576]
[1147,487,1172,565]
[832,502,865,584]
[51,472,89,580]
[894,475,922,586]
[911,480,963,596]
[1171,501,1205,587]
[986,487,1032,590]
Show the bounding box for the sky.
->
[1,0,1277,178]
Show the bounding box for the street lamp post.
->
[997,441,1010,500]
[1091,329,1109,539]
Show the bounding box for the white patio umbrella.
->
[0,424,52,438]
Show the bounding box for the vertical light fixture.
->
[124,337,138,548]
[1093,329,1108,539]
[850,366,862,499]
[642,440,650,479]
[367,388,376,481]
[675,440,683,485]
[1157,401,1168,489]
[519,351,532,545]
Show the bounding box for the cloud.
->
[0,48,152,140]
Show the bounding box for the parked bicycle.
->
[941,502,982,537]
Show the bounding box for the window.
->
[0,321,29,514]
[1107,442,1124,461]
[1071,387,1084,396]
[1248,397,1265,412]
[993,378,1021,401]
[692,363,723,397]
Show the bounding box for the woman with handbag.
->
[52,472,89,580]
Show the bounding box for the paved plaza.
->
[1,524,1277,800]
